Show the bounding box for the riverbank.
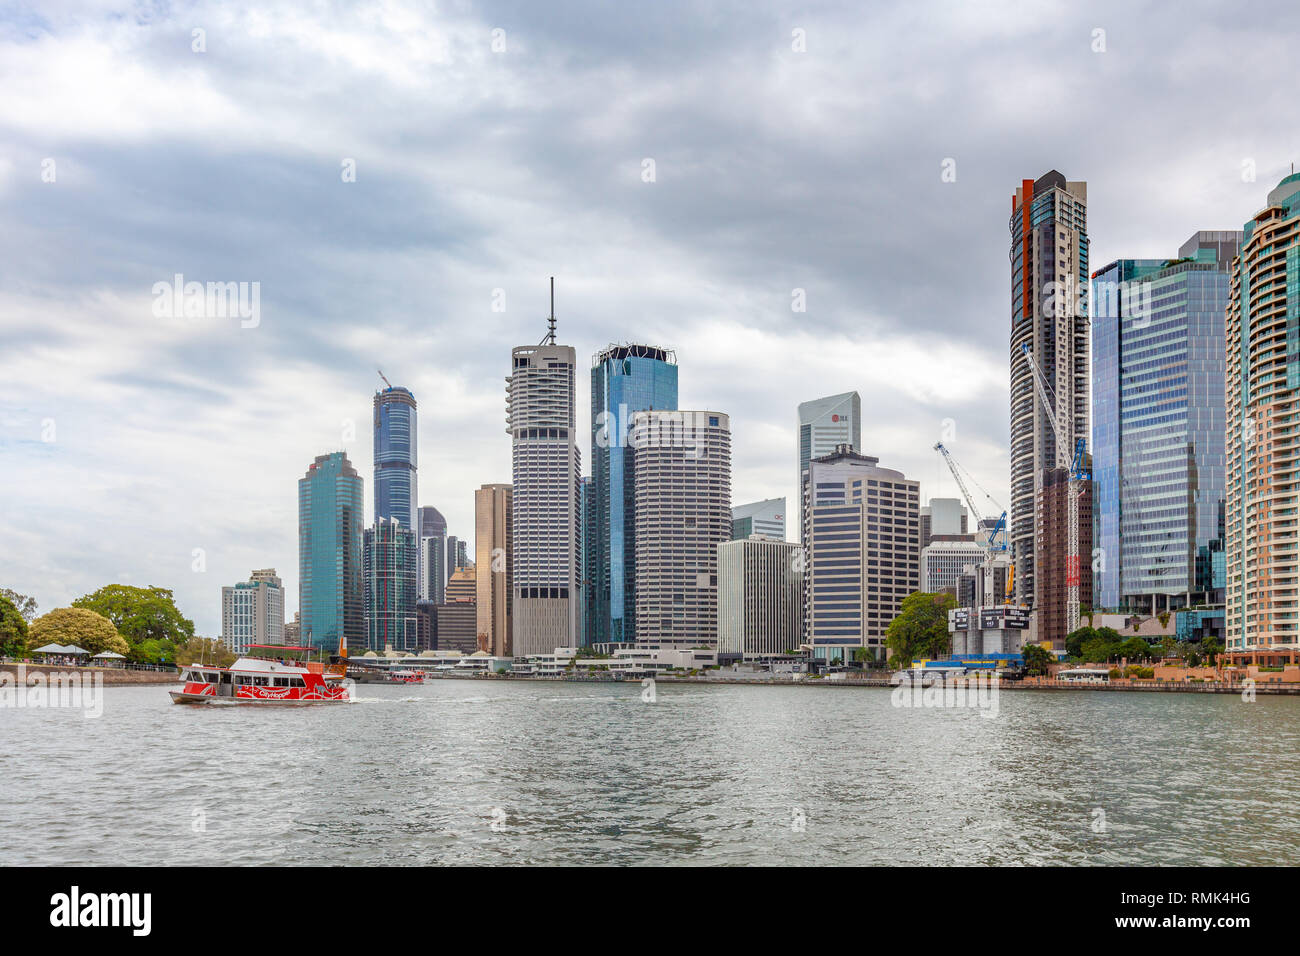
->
[422,671,1299,694]
[0,663,178,685]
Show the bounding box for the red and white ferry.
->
[171,647,354,705]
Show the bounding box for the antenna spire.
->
[540,276,558,345]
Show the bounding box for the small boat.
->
[385,669,425,685]
[170,652,354,705]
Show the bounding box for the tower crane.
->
[934,442,1011,605]
[1019,343,1089,636]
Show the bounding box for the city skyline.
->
[7,4,1300,637]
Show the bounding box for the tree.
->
[28,608,130,657]
[1201,637,1224,667]
[1065,626,1098,659]
[1081,634,1123,663]
[0,589,37,622]
[885,592,956,668]
[1118,636,1151,662]
[1097,626,1122,645]
[1022,642,1054,676]
[1080,604,1095,627]
[72,585,195,661]
[0,596,29,657]
[175,637,236,668]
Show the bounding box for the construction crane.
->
[934,442,1012,605]
[377,369,393,389]
[1019,343,1089,636]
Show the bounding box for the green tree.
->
[1096,626,1122,645]
[1021,642,1055,676]
[174,637,236,668]
[0,596,29,657]
[1118,636,1151,662]
[72,585,195,661]
[28,608,130,657]
[1065,626,1098,659]
[1201,637,1224,667]
[0,589,37,622]
[885,592,956,668]
[1081,634,1122,663]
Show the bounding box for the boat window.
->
[253,676,269,686]
[273,677,289,687]
[291,677,305,687]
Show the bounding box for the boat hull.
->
[169,689,353,705]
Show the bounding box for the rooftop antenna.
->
[540,276,557,345]
[377,369,392,389]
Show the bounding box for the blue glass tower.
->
[1091,231,1238,614]
[590,344,678,646]
[298,451,364,652]
[373,385,417,529]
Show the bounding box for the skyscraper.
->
[298,451,364,652]
[1009,171,1089,629]
[475,483,513,657]
[221,569,284,654]
[797,392,861,539]
[1226,174,1300,665]
[1092,231,1238,615]
[508,281,581,655]
[373,384,417,529]
[630,410,731,649]
[732,497,787,541]
[802,445,919,663]
[417,505,448,604]
[717,536,803,658]
[590,343,678,646]
[362,517,419,652]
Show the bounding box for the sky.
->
[3,0,1299,636]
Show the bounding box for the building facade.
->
[732,497,787,541]
[298,451,364,652]
[363,517,420,652]
[921,540,987,596]
[797,392,861,539]
[803,445,920,662]
[630,410,732,648]
[1009,171,1089,622]
[220,569,284,654]
[475,483,513,656]
[417,505,448,604]
[590,343,678,646]
[1092,231,1238,614]
[1036,469,1094,649]
[1226,174,1300,663]
[717,536,802,658]
[920,497,969,549]
[373,385,417,530]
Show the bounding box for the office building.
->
[1009,171,1089,621]
[803,445,920,662]
[1092,231,1238,615]
[373,385,417,530]
[475,483,513,657]
[507,286,581,655]
[220,568,284,654]
[732,497,787,541]
[921,540,987,596]
[920,497,969,549]
[797,392,861,539]
[590,343,678,646]
[298,451,364,652]
[717,536,802,658]
[417,505,448,604]
[363,517,419,652]
[631,410,732,648]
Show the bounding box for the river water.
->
[2,679,1297,865]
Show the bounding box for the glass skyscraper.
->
[1092,230,1238,613]
[363,517,420,652]
[373,386,417,530]
[298,451,364,652]
[590,344,678,646]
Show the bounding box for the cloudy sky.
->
[2,0,1297,635]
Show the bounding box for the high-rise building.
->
[447,565,476,604]
[1037,469,1093,649]
[797,392,861,539]
[1092,231,1238,615]
[446,535,469,583]
[630,410,732,649]
[1226,174,1300,665]
[507,285,581,656]
[373,385,417,530]
[298,451,364,652]
[417,505,448,604]
[580,475,595,645]
[1009,171,1089,625]
[220,568,284,654]
[921,541,986,596]
[363,517,419,652]
[282,610,300,647]
[717,536,802,658]
[590,343,678,646]
[803,445,919,662]
[732,497,787,541]
[475,483,513,657]
[920,497,969,549]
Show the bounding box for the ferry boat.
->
[170,647,355,705]
[385,669,425,685]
